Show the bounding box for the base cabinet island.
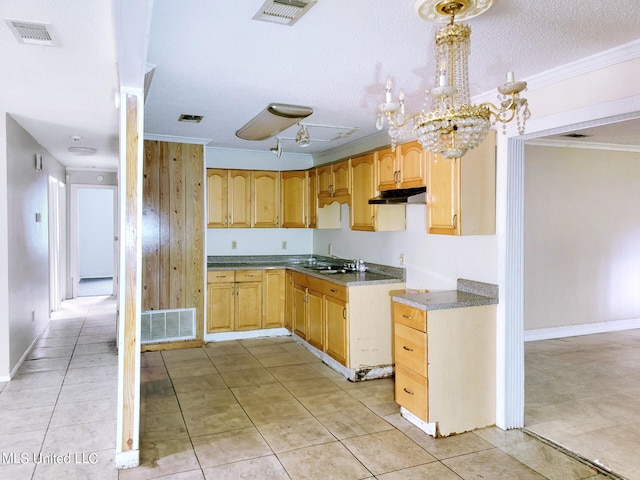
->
[392,279,498,437]
[206,255,406,381]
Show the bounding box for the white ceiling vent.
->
[253,0,316,26]
[5,20,58,46]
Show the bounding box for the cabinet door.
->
[207,282,234,333]
[293,284,307,339]
[306,289,324,350]
[235,281,262,331]
[281,171,308,228]
[207,169,228,228]
[350,153,376,232]
[325,296,348,366]
[228,170,252,228]
[317,165,333,199]
[377,147,399,191]
[284,271,294,331]
[263,269,285,329]
[427,154,459,235]
[332,160,350,197]
[252,171,280,228]
[399,141,426,188]
[307,169,317,228]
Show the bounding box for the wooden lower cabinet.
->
[392,301,496,436]
[263,269,285,329]
[292,283,307,339]
[306,289,324,350]
[206,269,264,333]
[325,294,348,365]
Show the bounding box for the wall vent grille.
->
[141,308,196,344]
[253,0,316,26]
[5,20,57,46]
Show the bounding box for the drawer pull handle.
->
[216,275,226,278]
[402,314,413,319]
[402,346,414,352]
[403,388,414,396]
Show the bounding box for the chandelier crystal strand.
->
[376,0,529,160]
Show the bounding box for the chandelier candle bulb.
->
[439,60,447,87]
[385,77,393,103]
[507,71,515,83]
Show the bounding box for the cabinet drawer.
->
[235,270,263,282]
[395,364,428,421]
[292,271,309,288]
[307,275,324,293]
[394,322,427,377]
[393,302,426,332]
[323,281,348,302]
[207,270,235,283]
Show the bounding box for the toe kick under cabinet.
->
[393,300,496,437]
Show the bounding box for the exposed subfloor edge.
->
[522,428,627,480]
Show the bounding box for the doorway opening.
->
[70,185,117,297]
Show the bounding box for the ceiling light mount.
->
[377,0,530,158]
[295,124,311,147]
[236,103,313,141]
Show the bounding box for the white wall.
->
[1,115,65,378]
[524,145,640,330]
[313,203,497,290]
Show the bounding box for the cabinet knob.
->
[452,214,458,229]
[402,345,414,352]
[403,387,414,396]
[402,314,413,320]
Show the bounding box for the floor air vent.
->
[253,0,316,26]
[141,308,196,344]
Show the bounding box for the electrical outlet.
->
[399,253,405,265]
[328,243,332,255]
[231,240,237,249]
[282,241,287,250]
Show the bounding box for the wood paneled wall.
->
[142,140,204,345]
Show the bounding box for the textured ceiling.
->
[2,1,640,170]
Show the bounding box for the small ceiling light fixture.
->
[295,124,311,147]
[270,138,283,158]
[236,103,313,141]
[68,147,97,155]
[376,0,531,158]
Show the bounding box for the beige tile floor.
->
[525,329,640,480]
[0,295,614,480]
[0,295,118,480]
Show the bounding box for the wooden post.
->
[116,91,142,468]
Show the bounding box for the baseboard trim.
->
[1,318,51,380]
[524,318,640,342]
[204,328,290,343]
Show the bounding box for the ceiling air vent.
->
[5,20,57,46]
[561,133,592,139]
[253,0,316,26]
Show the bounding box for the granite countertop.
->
[392,279,498,311]
[207,255,405,287]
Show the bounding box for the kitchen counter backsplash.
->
[207,255,406,281]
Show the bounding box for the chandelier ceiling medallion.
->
[376,0,531,159]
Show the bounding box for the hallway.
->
[0,296,118,480]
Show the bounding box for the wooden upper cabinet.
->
[332,160,350,197]
[228,170,251,228]
[427,130,496,235]
[308,168,317,228]
[398,141,427,188]
[350,153,376,232]
[207,169,228,228]
[252,170,280,228]
[377,142,426,191]
[377,147,399,191]
[317,160,350,207]
[281,170,308,228]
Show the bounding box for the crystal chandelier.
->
[376,0,531,158]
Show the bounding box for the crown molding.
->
[143,133,212,145]
[525,138,640,153]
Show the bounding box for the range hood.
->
[368,186,427,204]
